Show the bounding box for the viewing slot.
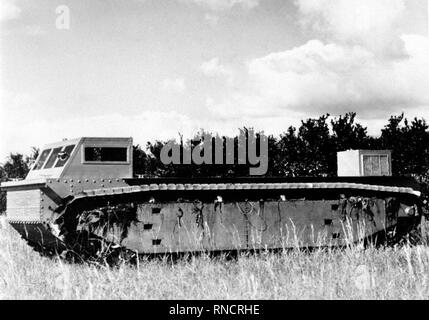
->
[84,147,128,162]
[33,149,51,170]
[43,147,62,169]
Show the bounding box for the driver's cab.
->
[25,137,133,180]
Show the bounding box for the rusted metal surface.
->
[46,181,420,260]
[1,178,423,262]
[0,137,424,263]
[8,222,66,255]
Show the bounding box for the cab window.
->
[44,147,62,169]
[33,149,51,170]
[55,145,75,168]
[84,147,128,162]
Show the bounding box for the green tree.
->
[379,114,429,176]
[3,153,30,180]
[113,113,429,182]
[298,114,334,176]
[331,112,369,151]
[133,144,158,177]
[274,126,306,177]
[0,149,39,214]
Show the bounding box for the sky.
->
[0,0,429,162]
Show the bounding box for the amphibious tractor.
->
[0,137,424,261]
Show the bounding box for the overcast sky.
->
[1,0,428,161]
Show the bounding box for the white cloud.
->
[207,36,429,121]
[0,1,45,36]
[200,58,233,83]
[295,0,407,57]
[179,0,259,11]
[204,13,219,27]
[162,78,186,94]
[205,0,429,129]
[24,25,47,36]
[296,0,405,37]
[0,99,196,161]
[246,36,429,115]
[0,0,21,21]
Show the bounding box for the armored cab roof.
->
[22,137,133,181]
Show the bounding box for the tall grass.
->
[1,219,429,300]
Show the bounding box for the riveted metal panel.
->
[115,197,392,253]
[6,189,41,222]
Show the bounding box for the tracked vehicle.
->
[0,137,423,261]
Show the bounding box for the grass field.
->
[1,217,429,300]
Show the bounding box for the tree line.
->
[133,113,429,182]
[1,112,428,213]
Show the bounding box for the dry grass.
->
[1,219,429,300]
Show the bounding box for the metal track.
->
[73,182,421,200]
[7,181,421,263]
[8,221,66,256]
[49,181,421,262]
